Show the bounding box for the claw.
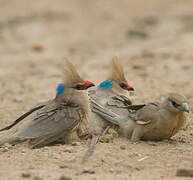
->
[80,132,102,140]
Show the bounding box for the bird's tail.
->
[0,130,25,146]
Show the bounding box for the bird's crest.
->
[108,56,128,84]
[63,59,85,87]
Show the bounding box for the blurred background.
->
[1,0,193,118]
[0,1,193,179]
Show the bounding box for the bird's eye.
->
[120,83,126,89]
[171,101,180,108]
[75,84,82,90]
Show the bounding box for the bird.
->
[0,60,95,148]
[88,56,134,134]
[82,57,134,162]
[91,93,189,141]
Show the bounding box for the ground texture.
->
[0,0,193,179]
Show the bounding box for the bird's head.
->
[56,59,95,97]
[73,80,95,90]
[166,93,189,113]
[56,80,94,96]
[98,80,134,91]
[100,56,134,92]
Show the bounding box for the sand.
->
[0,0,193,179]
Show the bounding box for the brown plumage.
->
[63,59,85,88]
[91,93,189,141]
[108,56,128,85]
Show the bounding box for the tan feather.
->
[63,59,84,87]
[108,56,128,84]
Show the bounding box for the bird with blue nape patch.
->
[82,56,134,162]
[81,57,134,162]
[0,59,94,148]
[88,56,134,135]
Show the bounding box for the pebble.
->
[4,143,12,148]
[71,141,81,146]
[176,169,193,177]
[14,96,23,103]
[49,153,61,159]
[59,175,72,180]
[31,44,44,52]
[1,147,9,152]
[59,164,69,169]
[120,144,126,150]
[33,176,42,180]
[63,147,73,153]
[127,29,148,39]
[81,169,95,174]
[21,172,31,178]
[99,135,113,143]
[21,149,27,153]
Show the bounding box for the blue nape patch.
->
[98,80,113,89]
[56,84,65,96]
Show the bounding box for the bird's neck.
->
[55,88,89,111]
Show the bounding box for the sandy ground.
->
[0,0,193,179]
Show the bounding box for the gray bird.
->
[88,56,134,134]
[0,60,94,148]
[91,93,189,141]
[82,57,134,162]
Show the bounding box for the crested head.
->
[109,56,128,84]
[106,56,134,92]
[168,93,187,104]
[164,93,189,113]
[63,59,85,87]
[56,59,94,95]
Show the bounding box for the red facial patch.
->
[120,83,134,91]
[84,80,92,86]
[127,84,132,89]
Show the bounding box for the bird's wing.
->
[90,98,121,125]
[17,101,84,148]
[89,89,131,108]
[109,95,132,107]
[133,102,160,125]
[0,101,51,132]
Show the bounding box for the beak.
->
[87,83,95,88]
[84,80,95,89]
[128,87,134,91]
[178,102,190,113]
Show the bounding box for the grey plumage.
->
[0,60,94,148]
[88,57,134,133]
[82,57,134,162]
[91,93,189,141]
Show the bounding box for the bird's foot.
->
[80,132,102,140]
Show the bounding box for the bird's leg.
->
[131,126,144,142]
[81,126,110,163]
[80,132,102,140]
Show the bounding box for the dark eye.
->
[75,84,82,90]
[120,83,125,89]
[171,101,180,108]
